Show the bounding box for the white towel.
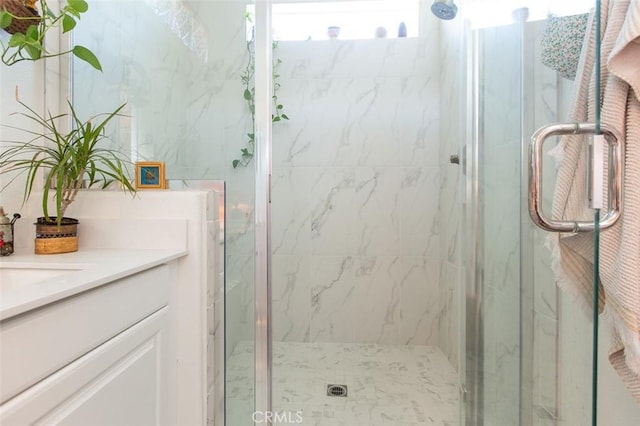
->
[549,0,640,401]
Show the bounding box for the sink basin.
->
[0,264,85,289]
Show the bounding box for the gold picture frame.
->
[135,161,166,189]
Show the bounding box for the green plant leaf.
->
[281,114,289,120]
[68,0,89,13]
[62,15,77,33]
[0,11,12,29]
[24,43,42,60]
[73,45,102,71]
[63,7,81,19]
[243,88,252,101]
[232,160,240,168]
[8,32,26,48]
[26,24,39,41]
[272,116,281,122]
[0,100,135,220]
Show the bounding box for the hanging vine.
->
[233,15,288,169]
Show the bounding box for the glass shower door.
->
[70,1,259,424]
[466,1,601,425]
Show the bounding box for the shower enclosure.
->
[250,0,631,425]
[65,0,640,424]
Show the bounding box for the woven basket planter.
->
[34,217,79,255]
[0,0,40,35]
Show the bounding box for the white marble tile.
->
[395,77,441,169]
[353,167,402,256]
[481,285,521,426]
[213,295,225,426]
[401,167,440,258]
[225,254,254,357]
[533,228,559,318]
[439,165,461,264]
[309,256,402,344]
[533,313,558,419]
[274,79,367,168]
[279,36,439,81]
[557,295,592,426]
[271,167,319,255]
[309,168,358,255]
[272,255,311,342]
[438,262,460,370]
[399,257,440,346]
[274,75,439,169]
[228,341,459,426]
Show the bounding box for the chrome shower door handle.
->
[528,122,624,233]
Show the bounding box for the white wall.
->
[0,34,45,217]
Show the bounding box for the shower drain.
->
[326,384,348,397]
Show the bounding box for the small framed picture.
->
[135,161,166,189]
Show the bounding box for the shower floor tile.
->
[226,341,459,425]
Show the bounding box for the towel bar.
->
[528,122,623,233]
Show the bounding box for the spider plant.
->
[0,98,135,227]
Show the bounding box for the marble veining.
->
[227,341,459,426]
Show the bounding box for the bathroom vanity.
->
[0,249,186,424]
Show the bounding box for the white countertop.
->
[0,249,187,320]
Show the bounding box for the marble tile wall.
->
[270,6,444,346]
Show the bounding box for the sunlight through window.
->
[247,1,419,41]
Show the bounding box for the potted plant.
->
[0,0,101,70]
[0,96,135,254]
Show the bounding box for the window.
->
[247,1,419,41]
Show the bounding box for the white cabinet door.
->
[0,306,174,426]
[1,264,172,404]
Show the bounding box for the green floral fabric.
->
[541,13,590,80]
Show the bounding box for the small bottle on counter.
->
[398,22,407,38]
[0,207,15,256]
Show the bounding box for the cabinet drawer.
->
[0,264,172,404]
